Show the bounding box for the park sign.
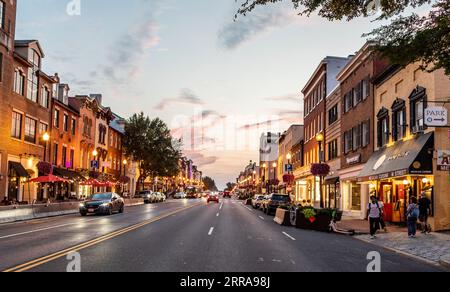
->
[425,106,448,127]
[437,150,450,171]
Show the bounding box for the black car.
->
[261,194,291,215]
[79,193,125,216]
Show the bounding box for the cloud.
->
[184,151,219,167]
[154,89,204,110]
[218,6,296,49]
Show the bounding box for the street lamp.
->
[122,159,128,176]
[42,132,50,162]
[316,133,325,208]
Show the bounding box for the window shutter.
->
[377,120,382,148]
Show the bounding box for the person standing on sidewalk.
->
[418,192,432,234]
[366,196,382,239]
[407,197,420,238]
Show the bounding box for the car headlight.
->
[101,203,110,207]
[79,203,85,207]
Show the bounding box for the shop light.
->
[422,178,429,184]
[403,180,410,186]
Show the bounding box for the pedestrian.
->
[407,197,420,238]
[418,192,432,234]
[366,196,382,239]
[377,197,387,232]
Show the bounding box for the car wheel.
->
[119,205,124,214]
[108,207,113,216]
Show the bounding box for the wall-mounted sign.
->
[425,106,448,127]
[438,150,450,171]
[346,154,361,165]
[285,164,293,172]
[91,160,98,169]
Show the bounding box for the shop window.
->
[392,98,406,141]
[377,107,390,148]
[351,183,361,211]
[352,124,362,151]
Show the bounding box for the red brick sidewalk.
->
[337,219,407,234]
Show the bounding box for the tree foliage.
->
[236,0,450,74]
[203,176,219,191]
[123,112,181,188]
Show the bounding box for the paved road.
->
[0,199,444,272]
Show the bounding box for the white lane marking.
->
[0,218,98,240]
[216,213,220,217]
[245,206,253,211]
[259,216,265,220]
[208,227,215,236]
[219,202,224,210]
[282,232,296,241]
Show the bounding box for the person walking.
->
[366,196,382,239]
[377,197,387,232]
[418,192,432,234]
[407,197,420,238]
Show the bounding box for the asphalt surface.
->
[0,199,444,272]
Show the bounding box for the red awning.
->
[29,175,68,183]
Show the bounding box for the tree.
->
[225,182,237,191]
[123,112,181,190]
[203,176,219,192]
[236,0,450,74]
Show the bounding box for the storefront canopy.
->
[9,162,30,178]
[359,132,434,182]
[53,168,86,182]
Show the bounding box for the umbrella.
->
[29,174,68,183]
[80,178,101,186]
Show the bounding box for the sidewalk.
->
[338,219,450,267]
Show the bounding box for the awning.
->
[324,177,339,185]
[9,162,30,178]
[359,132,434,181]
[53,168,86,181]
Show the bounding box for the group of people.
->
[366,192,432,239]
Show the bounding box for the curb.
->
[440,254,450,269]
[354,236,447,270]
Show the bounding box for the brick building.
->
[336,42,389,218]
[300,56,351,207]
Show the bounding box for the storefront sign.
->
[438,150,450,171]
[425,106,448,127]
[346,155,361,165]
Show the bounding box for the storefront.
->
[324,177,340,209]
[339,164,369,219]
[359,133,434,224]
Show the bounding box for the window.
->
[409,87,427,132]
[329,104,338,125]
[344,130,352,154]
[344,92,352,113]
[352,124,362,150]
[71,118,76,135]
[41,86,50,108]
[377,108,390,148]
[24,117,37,143]
[61,146,67,167]
[362,77,370,100]
[54,109,60,128]
[362,120,370,147]
[69,149,75,169]
[328,139,338,161]
[53,144,58,165]
[63,114,68,132]
[0,1,5,30]
[27,50,40,103]
[11,112,22,139]
[392,99,406,141]
[39,123,48,146]
[14,70,25,95]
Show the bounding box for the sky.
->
[16,0,401,189]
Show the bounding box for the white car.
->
[174,192,186,199]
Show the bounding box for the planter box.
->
[274,208,291,226]
[290,208,343,232]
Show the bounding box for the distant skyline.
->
[15,0,415,189]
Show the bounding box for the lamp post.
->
[272,162,277,194]
[122,159,128,176]
[262,163,267,194]
[316,133,325,208]
[42,132,50,162]
[286,153,292,195]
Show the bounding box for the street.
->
[0,199,444,272]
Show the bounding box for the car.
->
[79,193,125,216]
[174,192,187,199]
[139,190,157,204]
[155,192,166,202]
[223,191,232,199]
[207,193,220,203]
[252,194,265,209]
[261,193,291,215]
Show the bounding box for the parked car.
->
[207,193,220,204]
[252,195,265,209]
[261,194,291,215]
[155,192,166,202]
[174,192,187,199]
[138,190,156,204]
[223,191,232,199]
[80,193,124,216]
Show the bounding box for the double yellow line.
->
[3,203,201,272]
